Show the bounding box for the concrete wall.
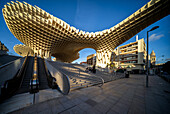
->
[45,60,70,95]
[0,57,25,92]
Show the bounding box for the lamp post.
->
[146,26,159,87]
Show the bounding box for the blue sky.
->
[0,0,169,63]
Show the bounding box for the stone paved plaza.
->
[11,74,170,114]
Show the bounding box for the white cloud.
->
[149,34,164,41]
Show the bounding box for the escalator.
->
[16,56,34,94]
[37,57,50,90]
[0,56,53,102]
[16,57,50,94]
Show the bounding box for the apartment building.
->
[87,54,96,65]
[112,36,147,73]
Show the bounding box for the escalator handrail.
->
[17,55,29,89]
[30,56,39,93]
[43,58,54,88]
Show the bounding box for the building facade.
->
[87,54,96,65]
[80,62,87,65]
[111,36,147,73]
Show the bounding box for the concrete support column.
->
[96,50,112,68]
[39,49,42,57]
[49,52,51,60]
[41,49,44,58]
[45,51,51,60]
[44,50,48,59]
[34,50,38,57]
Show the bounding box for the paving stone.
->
[85,107,102,114]
[128,102,145,114]
[47,99,59,107]
[9,75,170,114]
[105,97,117,105]
[59,96,70,103]
[78,95,89,102]
[101,99,113,110]
[107,95,119,101]
[85,99,98,107]
[20,105,38,114]
[51,103,65,113]
[78,102,92,111]
[10,109,24,114]
[107,109,119,114]
[111,103,129,114]
[36,102,50,112]
[86,93,97,98]
[70,98,82,105]
[146,108,162,114]
[61,100,76,110]
[92,95,105,103]
[67,106,86,114]
[59,110,71,114]
[154,97,170,113]
[38,108,52,114]
[119,99,131,106]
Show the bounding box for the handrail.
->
[30,56,39,93]
[0,57,22,69]
[69,67,104,86]
[46,60,72,79]
[45,60,70,94]
[71,69,104,87]
[17,55,29,89]
[93,75,104,87]
[32,56,38,79]
[45,60,69,79]
[17,52,30,90]
[43,58,54,88]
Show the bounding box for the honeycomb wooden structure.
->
[2,0,169,63]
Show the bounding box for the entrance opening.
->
[72,48,96,64]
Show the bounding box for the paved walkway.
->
[10,74,170,114]
[0,89,62,113]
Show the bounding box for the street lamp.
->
[146,26,159,87]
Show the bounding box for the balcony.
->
[120,49,138,54]
[119,58,138,62]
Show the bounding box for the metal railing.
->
[17,55,29,89]
[48,61,105,90]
